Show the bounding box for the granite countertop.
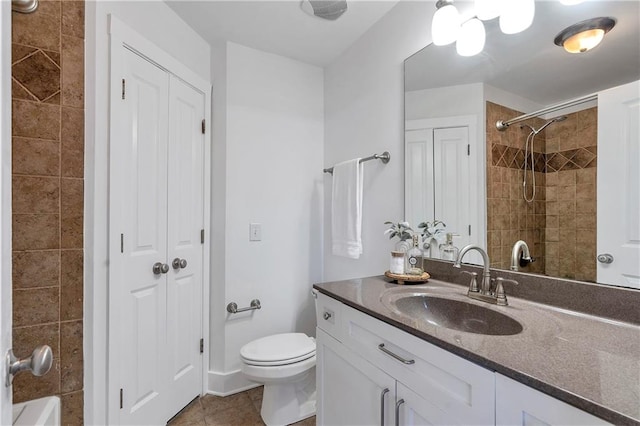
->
[313,276,640,425]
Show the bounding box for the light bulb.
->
[475,0,500,21]
[432,3,461,46]
[499,0,535,34]
[563,29,605,53]
[456,18,486,56]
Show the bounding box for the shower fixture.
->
[300,0,348,21]
[11,0,38,13]
[520,115,567,203]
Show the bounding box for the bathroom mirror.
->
[404,1,640,288]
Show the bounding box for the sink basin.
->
[388,294,523,336]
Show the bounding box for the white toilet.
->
[240,333,316,425]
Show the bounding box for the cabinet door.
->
[496,374,611,426]
[396,382,454,426]
[317,328,396,426]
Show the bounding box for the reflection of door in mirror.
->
[486,100,598,282]
[405,115,483,265]
[597,80,640,289]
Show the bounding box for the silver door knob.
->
[172,258,187,269]
[323,311,332,320]
[152,262,169,274]
[597,253,614,264]
[5,345,53,386]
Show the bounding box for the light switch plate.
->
[249,223,262,241]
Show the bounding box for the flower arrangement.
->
[418,220,446,248]
[383,221,413,242]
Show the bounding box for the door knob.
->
[152,262,169,274]
[597,253,614,264]
[5,345,53,387]
[172,258,187,269]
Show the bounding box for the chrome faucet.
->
[453,244,518,306]
[511,240,533,271]
[453,245,491,294]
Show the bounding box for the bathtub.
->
[12,396,60,426]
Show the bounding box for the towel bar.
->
[324,151,390,174]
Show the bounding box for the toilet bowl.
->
[240,333,316,425]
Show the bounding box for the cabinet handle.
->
[380,388,389,426]
[378,344,415,365]
[395,399,405,426]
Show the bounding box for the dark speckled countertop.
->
[313,275,640,425]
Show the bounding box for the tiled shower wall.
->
[11,1,84,424]
[486,101,597,281]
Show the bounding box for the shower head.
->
[522,115,568,134]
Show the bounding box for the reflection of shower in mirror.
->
[520,116,567,203]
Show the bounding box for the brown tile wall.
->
[11,2,84,423]
[486,102,546,273]
[486,102,597,282]
[544,108,597,282]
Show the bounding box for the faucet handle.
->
[460,271,479,293]
[494,277,518,306]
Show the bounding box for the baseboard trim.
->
[207,369,260,396]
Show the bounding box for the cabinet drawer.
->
[315,291,343,341]
[342,303,495,425]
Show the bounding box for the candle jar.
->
[390,251,405,274]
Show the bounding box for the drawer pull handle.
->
[395,399,405,426]
[380,388,389,426]
[378,344,415,365]
[323,311,332,320]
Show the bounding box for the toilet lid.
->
[240,333,315,363]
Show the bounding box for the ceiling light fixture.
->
[432,0,461,46]
[457,18,486,57]
[554,17,616,53]
[499,0,535,35]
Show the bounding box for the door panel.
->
[165,76,205,416]
[118,49,170,425]
[597,80,640,288]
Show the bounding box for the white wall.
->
[405,83,484,121]
[84,2,211,424]
[208,42,324,394]
[323,2,433,281]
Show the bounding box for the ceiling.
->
[165,0,400,67]
[405,1,640,105]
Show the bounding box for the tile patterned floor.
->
[167,386,315,426]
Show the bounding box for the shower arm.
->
[496,93,596,131]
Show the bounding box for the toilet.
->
[240,333,316,425]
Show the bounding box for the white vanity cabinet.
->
[495,374,611,426]
[315,292,495,425]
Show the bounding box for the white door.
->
[597,80,640,288]
[316,329,396,426]
[165,75,205,413]
[433,127,472,249]
[1,1,12,422]
[111,49,204,425]
[406,129,435,229]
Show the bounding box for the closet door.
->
[116,48,171,426]
[165,75,205,415]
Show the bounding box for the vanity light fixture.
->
[554,17,616,54]
[457,18,486,57]
[432,0,461,46]
[433,0,536,57]
[499,0,535,35]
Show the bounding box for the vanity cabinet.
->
[315,292,495,425]
[495,374,611,426]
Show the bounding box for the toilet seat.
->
[240,333,315,366]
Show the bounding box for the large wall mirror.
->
[404,0,639,288]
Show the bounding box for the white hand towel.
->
[331,158,364,259]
